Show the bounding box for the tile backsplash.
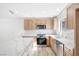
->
[62,30,74,40]
[23,29,56,36]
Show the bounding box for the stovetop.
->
[37,34,46,38]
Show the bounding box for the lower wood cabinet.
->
[46,36,50,47]
[64,46,74,56]
[49,36,56,54]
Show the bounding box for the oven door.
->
[37,38,47,45]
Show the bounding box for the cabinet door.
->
[24,20,34,30]
[67,5,76,29]
[24,19,30,30]
[28,20,32,29]
[46,36,50,46]
[32,20,36,29]
[49,37,56,54]
[46,20,54,29]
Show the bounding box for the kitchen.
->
[22,16,74,56]
[21,4,75,56]
[0,3,79,56]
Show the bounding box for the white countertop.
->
[49,35,75,49]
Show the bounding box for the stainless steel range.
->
[37,34,47,45]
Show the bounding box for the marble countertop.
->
[49,35,75,49]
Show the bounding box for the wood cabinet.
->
[64,46,74,56]
[67,4,79,29]
[49,36,56,54]
[24,18,54,30]
[46,36,50,47]
[24,19,33,30]
[46,20,54,29]
[67,4,76,29]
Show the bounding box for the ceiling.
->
[0,3,68,18]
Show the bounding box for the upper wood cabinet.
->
[24,19,33,30]
[45,19,54,29]
[24,19,30,30]
[67,4,76,29]
[24,18,54,30]
[67,4,79,29]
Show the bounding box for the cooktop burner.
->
[37,34,46,38]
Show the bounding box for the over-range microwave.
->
[36,25,46,29]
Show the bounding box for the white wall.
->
[0,3,33,56]
[0,17,24,55]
